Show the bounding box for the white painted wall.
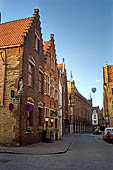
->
[92,110,98,125]
[59,75,63,138]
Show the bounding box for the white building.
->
[92,106,100,128]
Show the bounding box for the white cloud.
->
[96,79,101,83]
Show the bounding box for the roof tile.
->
[0,17,32,48]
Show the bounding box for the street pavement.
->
[0,133,113,170]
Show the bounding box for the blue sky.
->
[0,0,112,109]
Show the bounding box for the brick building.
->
[67,80,92,133]
[43,34,59,140]
[0,9,44,146]
[103,63,113,127]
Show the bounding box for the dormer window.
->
[51,56,55,71]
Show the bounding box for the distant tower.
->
[0,12,1,24]
[70,71,73,81]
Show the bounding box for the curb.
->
[0,136,74,156]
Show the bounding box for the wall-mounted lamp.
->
[45,117,49,122]
[50,118,54,122]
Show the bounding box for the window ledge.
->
[28,85,34,89]
[26,131,34,134]
[46,93,50,97]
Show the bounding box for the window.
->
[26,107,33,131]
[35,34,40,54]
[112,88,113,95]
[39,72,43,93]
[50,100,51,106]
[46,75,50,95]
[93,110,96,113]
[50,79,54,98]
[112,101,113,109]
[28,63,34,87]
[39,108,42,126]
[45,108,49,117]
[51,56,55,71]
[94,115,96,119]
[94,120,97,124]
[54,83,58,100]
[55,119,57,128]
[51,122,53,127]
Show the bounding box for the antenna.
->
[90,92,91,99]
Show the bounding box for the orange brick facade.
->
[67,80,92,133]
[103,63,113,127]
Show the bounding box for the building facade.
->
[43,34,59,140]
[0,9,44,146]
[103,63,113,127]
[57,66,63,138]
[58,58,69,136]
[92,107,100,130]
[67,80,92,133]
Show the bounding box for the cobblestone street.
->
[0,134,113,170]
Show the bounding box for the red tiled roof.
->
[57,64,63,69]
[0,17,32,48]
[43,41,50,54]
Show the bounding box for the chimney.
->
[50,34,54,39]
[34,8,39,14]
[62,58,65,73]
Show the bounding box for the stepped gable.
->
[57,64,63,69]
[43,41,50,54]
[43,34,56,55]
[103,65,113,83]
[108,65,113,82]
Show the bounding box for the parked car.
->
[93,129,101,135]
[103,127,113,141]
[104,131,113,143]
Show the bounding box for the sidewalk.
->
[0,134,74,155]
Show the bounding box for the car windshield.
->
[106,129,111,132]
[109,132,113,135]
